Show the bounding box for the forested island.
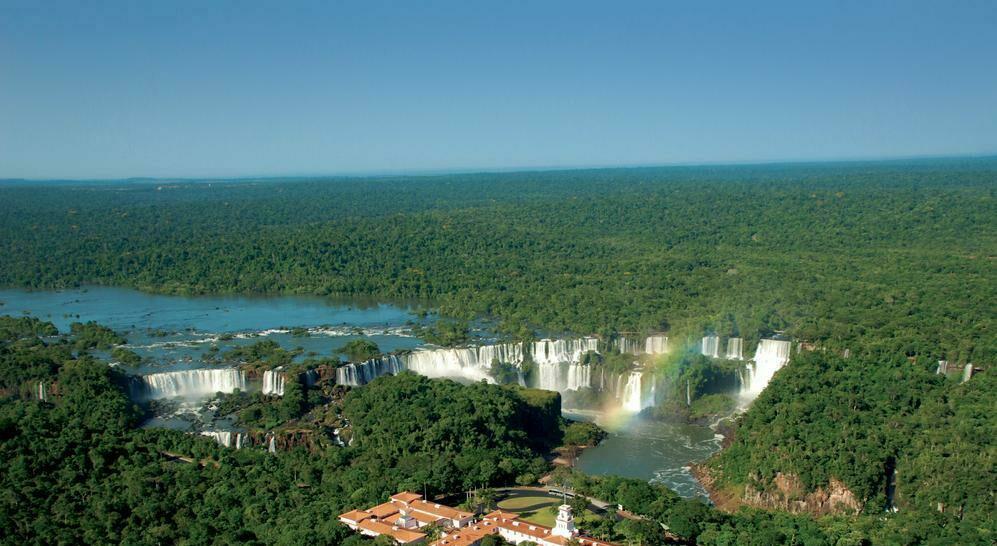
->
[1,160,994,544]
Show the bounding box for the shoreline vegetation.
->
[1,161,994,544]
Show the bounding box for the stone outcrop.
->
[693,465,862,516]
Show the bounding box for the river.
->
[1,286,722,498]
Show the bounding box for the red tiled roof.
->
[369,501,401,519]
[430,521,498,546]
[391,491,424,503]
[338,509,373,524]
[408,499,473,521]
[357,518,427,544]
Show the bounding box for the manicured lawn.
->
[496,493,601,528]
[496,495,560,511]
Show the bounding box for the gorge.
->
[2,286,797,499]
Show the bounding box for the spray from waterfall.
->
[262,369,285,396]
[725,338,743,360]
[135,368,247,400]
[739,339,792,404]
[701,336,720,358]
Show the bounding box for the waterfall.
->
[531,338,598,365]
[701,336,720,358]
[37,382,47,402]
[962,364,974,383]
[335,355,405,386]
[394,342,524,383]
[262,369,285,396]
[529,338,597,392]
[621,371,653,412]
[537,363,592,392]
[686,379,691,406]
[739,339,792,403]
[405,346,493,381]
[201,431,234,448]
[302,368,320,387]
[537,362,561,391]
[644,335,669,355]
[566,363,591,391]
[200,431,248,449]
[267,434,276,454]
[535,362,593,392]
[135,368,247,400]
[726,338,743,360]
[476,342,525,366]
[615,336,643,355]
[936,360,948,375]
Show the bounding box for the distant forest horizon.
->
[4,153,997,184]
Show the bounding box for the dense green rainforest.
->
[1,160,995,544]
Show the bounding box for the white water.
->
[200,430,247,449]
[725,338,743,360]
[262,369,285,396]
[613,335,668,355]
[962,363,974,383]
[537,362,592,391]
[615,336,643,355]
[621,371,655,412]
[37,382,47,402]
[701,336,720,358]
[644,335,669,355]
[531,337,598,364]
[566,363,591,391]
[936,360,948,374]
[137,368,247,400]
[335,355,405,386]
[739,339,792,403]
[403,342,523,381]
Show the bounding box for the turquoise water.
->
[2,286,719,497]
[0,286,426,373]
[565,410,720,499]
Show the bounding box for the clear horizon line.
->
[2,151,996,183]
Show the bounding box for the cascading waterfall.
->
[686,379,691,406]
[262,369,285,396]
[726,338,744,360]
[267,434,277,454]
[701,336,720,358]
[614,336,643,355]
[37,382,47,402]
[302,368,320,387]
[962,364,974,383]
[644,335,669,355]
[538,362,592,392]
[621,371,654,412]
[403,343,523,381]
[566,363,591,391]
[201,431,231,447]
[531,338,598,364]
[739,339,792,403]
[537,362,561,391]
[476,342,525,367]
[612,335,668,355]
[936,360,948,375]
[135,368,247,400]
[335,355,405,386]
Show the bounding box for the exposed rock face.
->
[693,466,862,516]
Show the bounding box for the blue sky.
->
[1,1,995,178]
